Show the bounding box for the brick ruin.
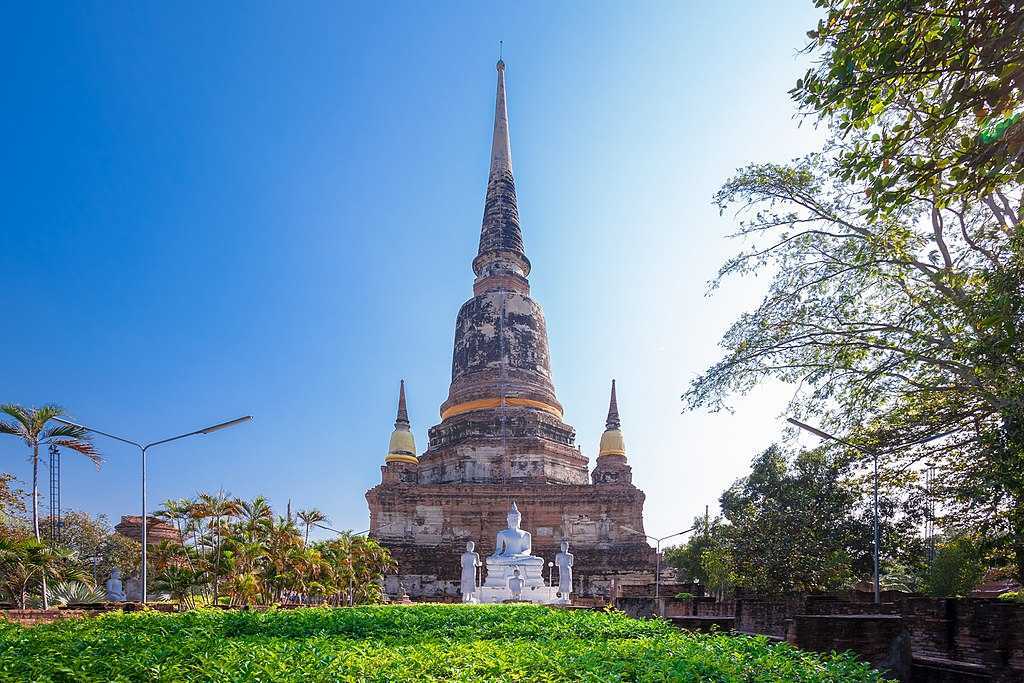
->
[365,60,654,599]
[113,515,181,545]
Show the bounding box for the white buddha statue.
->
[483,502,545,589]
[105,568,126,602]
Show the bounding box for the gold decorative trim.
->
[441,397,563,420]
[598,449,626,457]
[385,453,419,465]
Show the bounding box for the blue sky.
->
[1,1,825,541]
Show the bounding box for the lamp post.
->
[547,561,554,588]
[620,525,697,603]
[787,417,881,606]
[53,415,252,603]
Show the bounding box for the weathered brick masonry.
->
[366,61,654,598]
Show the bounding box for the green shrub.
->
[0,605,890,681]
[998,590,1023,603]
[674,592,694,601]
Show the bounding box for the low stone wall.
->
[668,615,735,633]
[730,592,1024,682]
[792,614,911,682]
[1,609,90,626]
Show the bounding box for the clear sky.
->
[1,1,826,542]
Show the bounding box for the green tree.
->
[688,154,1022,580]
[297,508,328,545]
[795,0,1024,216]
[0,405,101,608]
[664,515,726,586]
[42,511,141,583]
[689,0,1024,583]
[922,535,987,596]
[718,446,866,594]
[700,546,735,601]
[0,537,87,608]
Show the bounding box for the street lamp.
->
[620,525,697,603]
[53,415,252,603]
[787,417,881,606]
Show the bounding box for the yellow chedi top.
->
[598,428,626,457]
[598,379,627,459]
[385,380,419,465]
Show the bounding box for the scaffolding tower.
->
[48,444,61,542]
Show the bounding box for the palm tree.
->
[0,405,101,540]
[297,508,328,545]
[0,404,101,609]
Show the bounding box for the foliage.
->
[664,514,727,586]
[0,536,88,608]
[716,446,864,594]
[0,405,101,545]
[0,473,27,532]
[0,605,891,682]
[296,508,328,544]
[673,592,693,601]
[922,535,987,597]
[44,580,107,607]
[43,510,141,582]
[690,0,1024,584]
[700,546,735,601]
[153,493,395,608]
[689,150,1023,580]
[998,590,1023,603]
[794,0,1024,216]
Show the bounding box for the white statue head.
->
[507,501,521,529]
[465,540,475,552]
[560,539,569,552]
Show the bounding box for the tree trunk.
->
[31,444,49,610]
[31,444,39,541]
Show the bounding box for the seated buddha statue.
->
[484,502,545,589]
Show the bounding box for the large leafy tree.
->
[796,0,1024,216]
[717,446,865,594]
[690,155,1022,578]
[689,0,1024,582]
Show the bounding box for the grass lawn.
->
[0,604,889,682]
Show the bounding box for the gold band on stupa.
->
[441,397,563,421]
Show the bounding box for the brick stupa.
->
[365,60,653,600]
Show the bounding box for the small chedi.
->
[365,60,654,600]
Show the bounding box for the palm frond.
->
[48,439,103,468]
[0,420,26,439]
[0,405,32,433]
[41,423,92,441]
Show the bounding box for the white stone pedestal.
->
[477,584,560,604]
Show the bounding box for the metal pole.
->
[873,451,880,606]
[142,446,148,604]
[655,539,661,601]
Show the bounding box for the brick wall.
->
[1,609,89,626]
[792,614,911,682]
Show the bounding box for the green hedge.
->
[0,605,889,681]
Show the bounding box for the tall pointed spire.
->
[605,379,621,430]
[385,379,417,464]
[476,59,527,273]
[395,379,410,429]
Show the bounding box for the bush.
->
[998,590,1023,604]
[674,592,694,601]
[0,605,890,681]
